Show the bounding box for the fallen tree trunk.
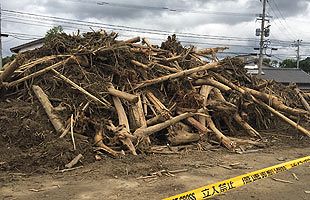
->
[129,95,147,129]
[146,91,171,118]
[107,84,139,103]
[207,75,309,137]
[134,112,195,138]
[32,85,65,134]
[199,85,213,126]
[184,116,211,135]
[146,91,193,141]
[124,36,140,43]
[193,78,231,92]
[135,62,219,89]
[112,96,130,131]
[294,87,310,112]
[0,58,19,86]
[169,130,200,146]
[206,115,236,151]
[233,114,262,138]
[112,96,137,155]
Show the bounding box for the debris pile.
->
[0,31,309,170]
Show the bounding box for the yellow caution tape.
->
[163,156,310,200]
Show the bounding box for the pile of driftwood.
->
[0,31,309,157]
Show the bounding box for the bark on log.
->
[112,96,137,155]
[243,87,308,116]
[146,114,165,126]
[181,110,234,150]
[193,78,231,92]
[124,36,140,43]
[184,116,212,135]
[153,63,180,73]
[195,47,229,56]
[107,84,139,103]
[112,96,129,130]
[129,95,147,129]
[142,94,148,116]
[165,55,182,62]
[207,100,237,113]
[52,69,111,108]
[115,126,137,155]
[0,58,19,85]
[294,87,310,112]
[169,130,200,146]
[233,114,262,138]
[199,85,213,126]
[129,94,151,146]
[136,62,219,89]
[134,113,195,138]
[146,91,192,138]
[94,127,124,158]
[142,38,157,50]
[146,91,170,118]
[206,115,236,150]
[65,154,83,168]
[32,85,65,134]
[131,60,149,70]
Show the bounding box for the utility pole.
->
[258,0,267,76]
[295,39,302,68]
[0,4,7,69]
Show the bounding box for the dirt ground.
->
[1,135,309,200]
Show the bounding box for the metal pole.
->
[258,0,267,76]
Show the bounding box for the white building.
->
[10,38,45,54]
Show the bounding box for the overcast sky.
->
[2,0,310,61]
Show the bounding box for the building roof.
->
[260,68,310,84]
[10,38,45,53]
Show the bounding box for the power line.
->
[267,0,297,40]
[271,0,298,39]
[5,16,302,49]
[2,9,300,47]
[1,9,259,42]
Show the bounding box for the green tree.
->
[2,54,16,66]
[299,57,310,73]
[263,58,271,65]
[279,59,296,68]
[271,60,278,67]
[45,25,64,41]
